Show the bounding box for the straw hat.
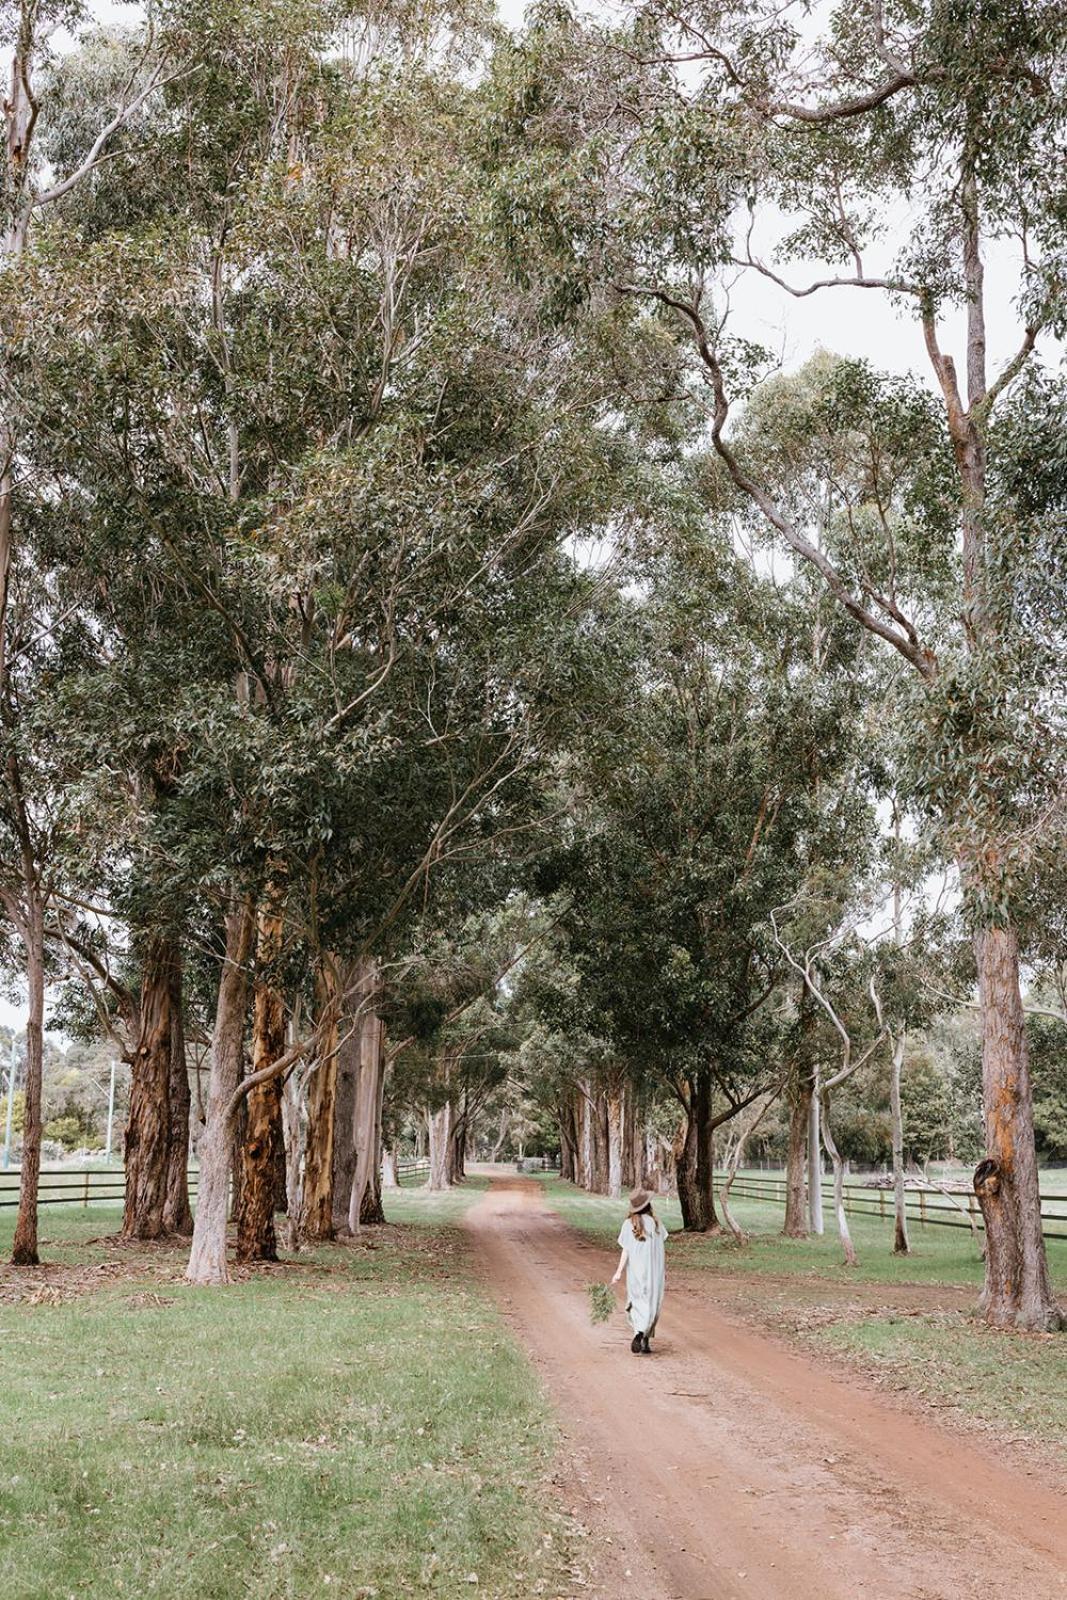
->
[628,1187,652,1212]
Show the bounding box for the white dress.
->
[617,1214,668,1336]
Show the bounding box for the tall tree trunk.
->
[606,1088,623,1199]
[973,926,1062,1330]
[280,1056,304,1250]
[381,1146,399,1188]
[578,1081,593,1189]
[10,887,44,1266]
[807,1078,824,1235]
[330,997,359,1235]
[185,896,255,1285]
[236,888,287,1264]
[122,935,177,1241]
[446,1113,465,1186]
[162,949,193,1236]
[427,1101,451,1191]
[490,1105,509,1164]
[889,1034,910,1255]
[694,1069,720,1234]
[821,1091,857,1267]
[784,983,815,1237]
[558,1097,576,1182]
[783,1066,811,1239]
[674,1096,705,1232]
[590,1088,610,1194]
[302,958,340,1242]
[348,962,385,1230]
[621,1084,641,1190]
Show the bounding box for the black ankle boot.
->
[630,1331,644,1354]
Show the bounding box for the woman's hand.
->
[611,1269,622,1284]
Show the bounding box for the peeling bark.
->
[890,1034,910,1255]
[302,958,339,1242]
[185,896,255,1285]
[348,962,385,1229]
[122,935,177,1241]
[973,926,1062,1330]
[236,888,287,1264]
[162,950,193,1236]
[427,1101,452,1191]
[10,887,44,1266]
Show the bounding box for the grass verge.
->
[0,1184,574,1600]
[533,1173,1067,1465]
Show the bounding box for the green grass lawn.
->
[0,1186,574,1600]
[530,1173,1067,1293]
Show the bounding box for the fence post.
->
[879,1189,885,1220]
[83,1170,90,1208]
[919,1189,927,1229]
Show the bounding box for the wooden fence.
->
[717,1171,1067,1243]
[0,1156,433,1209]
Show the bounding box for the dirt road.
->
[466,1177,1067,1600]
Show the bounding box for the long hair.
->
[629,1202,656,1241]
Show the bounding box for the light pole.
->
[104,1058,117,1163]
[2,1034,17,1169]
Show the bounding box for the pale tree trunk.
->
[721,1095,778,1244]
[122,934,177,1241]
[606,1089,623,1199]
[162,949,193,1236]
[302,957,340,1242]
[578,1081,593,1190]
[490,1105,509,1164]
[236,886,287,1263]
[973,926,1062,1329]
[381,1147,399,1188]
[10,887,44,1266]
[890,1034,910,1255]
[821,1092,857,1268]
[280,1055,304,1251]
[807,1081,824,1235]
[427,1102,452,1191]
[186,897,255,1285]
[348,962,385,1230]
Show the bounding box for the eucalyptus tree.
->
[0,0,188,1261]
[492,1,1067,1327]
[540,538,872,1229]
[9,0,651,1279]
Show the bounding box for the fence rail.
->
[716,1171,1067,1242]
[0,1157,434,1209]
[0,1166,201,1209]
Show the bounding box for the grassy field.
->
[0,1183,577,1600]
[533,1174,1067,1463]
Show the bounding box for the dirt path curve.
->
[466,1177,1067,1600]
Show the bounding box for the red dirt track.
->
[466,1176,1067,1600]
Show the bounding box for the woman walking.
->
[611,1187,668,1354]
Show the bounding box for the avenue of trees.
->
[0,0,1063,1330]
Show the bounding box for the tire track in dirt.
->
[466,1176,1067,1600]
